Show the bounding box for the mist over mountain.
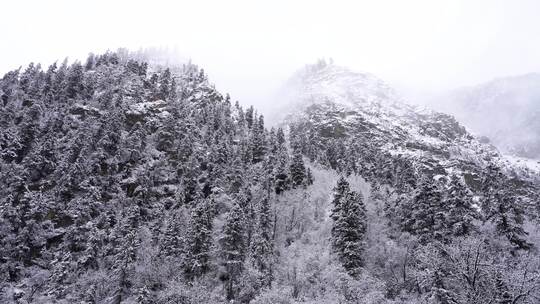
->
[427,74,540,159]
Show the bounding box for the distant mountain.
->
[275,61,540,185]
[434,73,540,159]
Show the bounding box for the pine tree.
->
[85,53,95,71]
[305,168,314,186]
[493,194,532,251]
[481,164,531,250]
[110,205,141,304]
[445,175,478,237]
[289,148,306,188]
[330,176,350,222]
[331,185,367,277]
[276,127,286,146]
[273,127,290,194]
[251,196,274,286]
[274,161,289,194]
[251,115,266,163]
[183,200,214,279]
[160,211,185,258]
[159,68,171,100]
[245,106,254,129]
[400,178,445,243]
[220,202,246,300]
[480,163,505,220]
[65,61,84,99]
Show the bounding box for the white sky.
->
[2,0,540,106]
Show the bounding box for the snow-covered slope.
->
[276,61,540,185]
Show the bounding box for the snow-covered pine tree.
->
[159,210,185,258]
[245,105,254,129]
[480,163,531,250]
[65,61,84,99]
[273,127,290,194]
[220,202,246,300]
[251,115,266,163]
[400,178,445,243]
[183,200,214,280]
[444,175,478,237]
[493,194,532,251]
[330,176,350,222]
[158,68,171,100]
[305,167,314,186]
[251,196,274,286]
[480,163,505,220]
[331,188,367,277]
[289,148,306,188]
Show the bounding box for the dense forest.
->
[0,51,539,303]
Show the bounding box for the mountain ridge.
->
[277,61,540,182]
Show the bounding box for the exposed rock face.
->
[276,62,540,192]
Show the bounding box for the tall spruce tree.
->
[251,196,274,286]
[183,200,214,279]
[400,178,445,243]
[274,127,290,194]
[290,148,306,188]
[493,194,532,251]
[220,202,246,300]
[481,164,531,250]
[444,175,478,237]
[330,176,350,222]
[251,115,266,163]
[330,179,367,277]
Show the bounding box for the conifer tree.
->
[481,164,531,250]
[245,106,254,129]
[445,175,478,237]
[276,127,286,146]
[305,167,314,186]
[493,194,532,251]
[289,148,306,188]
[251,115,266,163]
[159,68,171,100]
[331,184,367,277]
[183,200,213,279]
[273,127,290,194]
[220,202,246,300]
[330,176,350,222]
[481,163,505,220]
[400,178,445,243]
[274,161,290,194]
[251,196,274,286]
[65,61,84,99]
[160,211,185,258]
[85,53,95,71]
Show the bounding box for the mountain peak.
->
[267,61,409,125]
[289,61,403,109]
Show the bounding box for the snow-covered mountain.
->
[2,52,540,303]
[275,61,540,188]
[434,73,540,159]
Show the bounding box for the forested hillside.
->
[0,52,539,303]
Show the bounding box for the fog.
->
[2,0,540,108]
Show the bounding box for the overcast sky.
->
[2,0,540,105]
